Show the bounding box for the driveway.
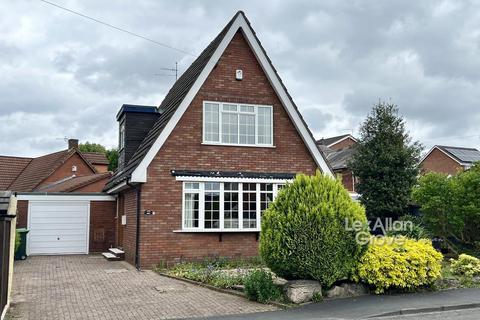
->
[6,255,277,320]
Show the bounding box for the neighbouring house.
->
[317,134,357,151]
[317,134,358,194]
[420,145,480,175]
[104,11,333,268]
[0,139,116,255]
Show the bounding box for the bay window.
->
[203,102,273,146]
[182,181,285,231]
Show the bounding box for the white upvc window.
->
[202,101,273,147]
[181,181,285,232]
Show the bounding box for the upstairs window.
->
[119,122,125,150]
[203,102,273,147]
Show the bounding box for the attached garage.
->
[28,201,90,255]
[16,194,116,255]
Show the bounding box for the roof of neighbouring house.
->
[0,156,32,190]
[0,148,98,192]
[35,172,112,192]
[82,152,109,165]
[105,11,333,191]
[316,134,356,147]
[435,145,480,164]
[326,147,356,170]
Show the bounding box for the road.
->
[382,308,480,320]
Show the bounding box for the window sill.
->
[201,143,275,148]
[173,229,260,233]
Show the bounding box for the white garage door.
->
[28,201,89,255]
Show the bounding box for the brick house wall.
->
[329,137,356,151]
[122,189,138,265]
[39,153,95,186]
[421,148,463,175]
[89,201,116,252]
[16,200,28,228]
[132,31,319,268]
[335,168,355,192]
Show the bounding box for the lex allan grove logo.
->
[345,218,414,245]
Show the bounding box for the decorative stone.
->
[273,277,288,286]
[325,283,368,299]
[284,280,322,304]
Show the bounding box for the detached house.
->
[105,11,333,268]
[420,145,480,175]
[317,134,357,193]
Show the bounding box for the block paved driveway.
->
[7,255,277,320]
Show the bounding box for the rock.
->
[273,277,288,286]
[284,280,322,304]
[341,283,368,296]
[325,283,368,299]
[325,285,346,298]
[231,284,245,291]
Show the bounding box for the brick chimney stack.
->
[68,138,79,150]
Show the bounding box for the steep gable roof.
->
[105,11,332,191]
[0,156,32,190]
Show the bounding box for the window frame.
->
[119,120,126,151]
[202,101,274,147]
[180,181,285,232]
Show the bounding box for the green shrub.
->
[354,236,443,293]
[450,254,480,277]
[260,172,368,287]
[244,269,281,303]
[164,261,246,289]
[386,215,431,240]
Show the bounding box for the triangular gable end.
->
[130,11,333,183]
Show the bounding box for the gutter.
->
[127,180,142,271]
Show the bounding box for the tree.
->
[413,164,480,244]
[349,102,422,219]
[106,148,119,171]
[79,142,106,153]
[412,173,460,240]
[79,142,118,171]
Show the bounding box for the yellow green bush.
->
[353,236,443,293]
[450,254,480,277]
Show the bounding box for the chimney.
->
[68,139,79,150]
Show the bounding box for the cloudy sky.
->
[1,0,480,157]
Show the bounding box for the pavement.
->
[199,288,480,320]
[6,255,276,320]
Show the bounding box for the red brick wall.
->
[330,138,356,151]
[421,148,463,175]
[16,200,28,228]
[89,201,116,252]
[39,153,95,186]
[335,169,355,192]
[93,164,109,173]
[123,189,138,265]
[132,31,319,268]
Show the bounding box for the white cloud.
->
[1,0,479,157]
